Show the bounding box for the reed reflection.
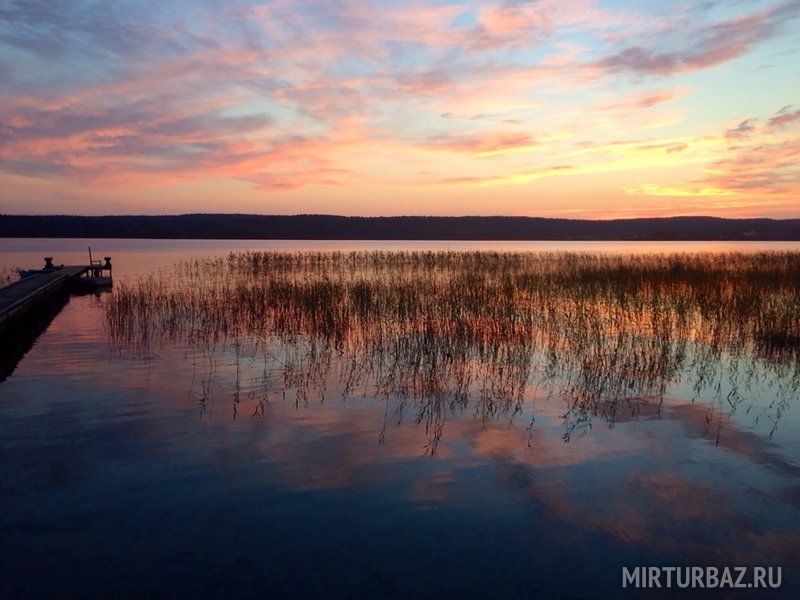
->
[104,251,800,452]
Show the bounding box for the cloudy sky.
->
[1,0,798,217]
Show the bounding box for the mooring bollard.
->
[44,257,54,269]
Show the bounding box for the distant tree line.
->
[1,214,799,240]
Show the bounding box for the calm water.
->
[2,239,800,598]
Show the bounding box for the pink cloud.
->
[769,105,800,127]
[697,107,800,197]
[595,87,687,111]
[595,1,799,77]
[422,131,536,154]
[725,118,758,140]
[472,2,552,49]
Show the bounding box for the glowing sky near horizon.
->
[0,1,799,218]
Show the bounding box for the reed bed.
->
[105,251,800,449]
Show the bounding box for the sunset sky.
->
[1,0,798,218]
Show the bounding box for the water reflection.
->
[2,250,800,596]
[0,290,69,383]
[1,288,112,383]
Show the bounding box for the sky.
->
[0,0,798,218]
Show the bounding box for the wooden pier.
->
[0,255,112,332]
[0,267,85,331]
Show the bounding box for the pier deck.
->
[0,266,88,330]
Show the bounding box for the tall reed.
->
[105,251,800,450]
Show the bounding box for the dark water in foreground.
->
[2,240,800,598]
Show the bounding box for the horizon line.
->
[4,213,800,222]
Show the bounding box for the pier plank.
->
[0,266,88,330]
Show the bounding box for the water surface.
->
[1,239,799,597]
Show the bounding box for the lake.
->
[2,238,800,598]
